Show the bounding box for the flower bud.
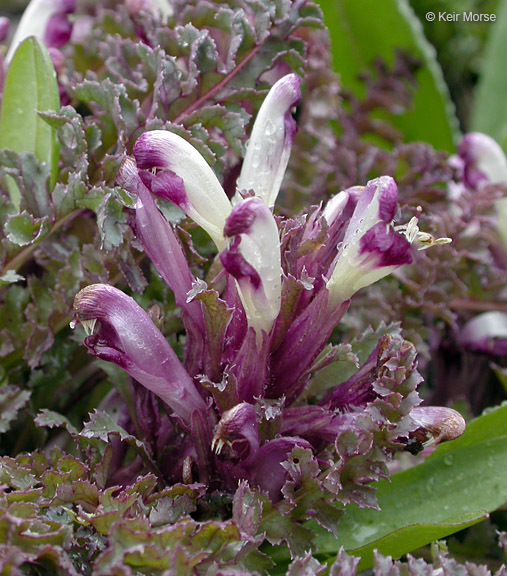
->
[72,284,207,425]
[461,312,507,356]
[459,132,507,188]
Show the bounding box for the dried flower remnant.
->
[405,406,466,454]
[73,75,462,510]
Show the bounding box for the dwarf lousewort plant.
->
[71,74,465,506]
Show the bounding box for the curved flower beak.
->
[133,130,232,250]
[5,0,75,63]
[235,74,301,208]
[326,176,413,306]
[72,284,207,425]
[220,197,282,335]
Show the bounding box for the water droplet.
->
[265,120,276,137]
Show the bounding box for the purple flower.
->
[5,0,75,63]
[460,311,507,356]
[456,132,507,255]
[459,132,507,189]
[221,197,282,335]
[326,176,413,305]
[74,74,465,505]
[117,159,203,327]
[133,130,233,250]
[235,73,301,208]
[72,284,208,427]
[0,17,10,44]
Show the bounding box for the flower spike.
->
[72,284,207,426]
[220,197,282,336]
[133,130,232,250]
[236,74,301,208]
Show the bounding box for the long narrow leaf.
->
[471,0,507,151]
[311,403,507,569]
[0,36,60,209]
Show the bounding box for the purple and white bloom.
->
[5,0,75,63]
[76,73,466,506]
[235,73,301,208]
[460,311,507,356]
[133,130,233,250]
[459,132,507,188]
[326,176,413,306]
[457,132,507,255]
[220,197,282,335]
[72,284,208,426]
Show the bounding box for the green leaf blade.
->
[0,36,61,208]
[311,404,507,569]
[471,0,507,151]
[319,0,459,152]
